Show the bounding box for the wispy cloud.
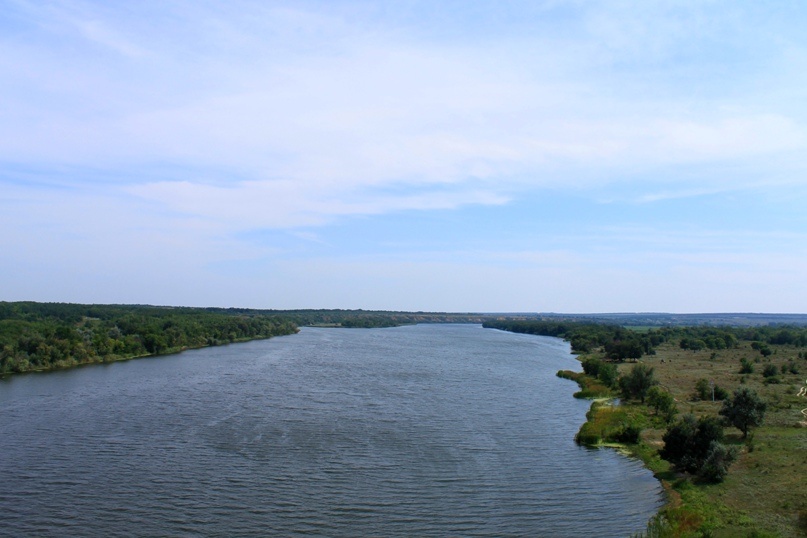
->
[2,0,807,310]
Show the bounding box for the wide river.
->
[0,324,663,537]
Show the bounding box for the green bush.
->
[661,415,725,475]
[739,358,754,374]
[698,441,738,483]
[615,424,642,444]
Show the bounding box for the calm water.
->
[0,324,663,537]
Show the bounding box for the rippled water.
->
[0,324,663,537]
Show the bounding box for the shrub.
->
[698,441,738,483]
[661,415,725,474]
[615,423,642,444]
[693,378,728,401]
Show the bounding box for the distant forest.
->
[4,301,807,376]
[483,319,807,359]
[0,302,488,375]
[0,302,298,375]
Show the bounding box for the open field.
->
[608,341,807,537]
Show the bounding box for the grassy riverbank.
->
[562,341,806,537]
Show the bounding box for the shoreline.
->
[0,332,296,379]
[560,358,673,535]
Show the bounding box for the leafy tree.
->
[720,387,766,438]
[699,441,738,483]
[597,362,619,388]
[581,357,603,377]
[581,357,619,388]
[619,363,657,403]
[605,338,644,361]
[661,414,727,477]
[647,386,677,422]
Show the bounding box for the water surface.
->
[0,324,663,536]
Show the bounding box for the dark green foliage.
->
[581,357,619,388]
[692,378,728,401]
[581,357,602,376]
[0,302,299,375]
[482,319,659,358]
[604,337,645,361]
[619,363,658,403]
[647,386,677,422]
[739,358,755,374]
[615,423,642,444]
[661,415,729,479]
[698,441,738,483]
[720,387,767,438]
[339,316,400,328]
[597,362,619,388]
[678,329,737,351]
[713,385,728,400]
[751,341,773,357]
[762,363,778,378]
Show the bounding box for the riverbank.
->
[0,333,298,378]
[0,302,300,376]
[561,341,806,537]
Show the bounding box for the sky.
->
[2,0,807,313]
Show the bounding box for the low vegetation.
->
[498,321,807,537]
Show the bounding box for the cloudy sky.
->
[2,0,807,313]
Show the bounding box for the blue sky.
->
[2,0,807,312]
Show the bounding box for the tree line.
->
[485,319,807,359]
[0,302,298,375]
[483,319,663,359]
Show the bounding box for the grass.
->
[556,369,611,398]
[566,341,807,537]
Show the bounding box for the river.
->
[0,324,663,537]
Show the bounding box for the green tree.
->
[597,362,619,388]
[661,414,726,476]
[619,363,658,403]
[699,441,738,483]
[647,386,677,422]
[719,387,767,438]
[605,338,644,361]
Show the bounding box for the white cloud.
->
[3,1,804,207]
[3,0,807,310]
[128,179,510,228]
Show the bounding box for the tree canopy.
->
[719,387,767,438]
[0,302,298,375]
